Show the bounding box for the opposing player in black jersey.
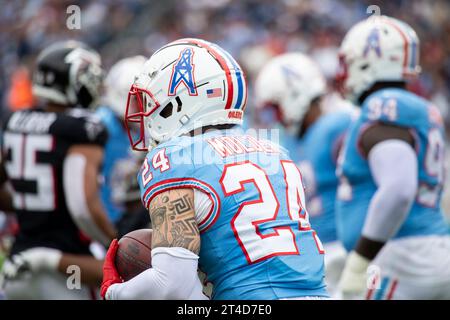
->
[0,41,117,299]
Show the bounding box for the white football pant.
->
[323,240,347,299]
[366,235,450,300]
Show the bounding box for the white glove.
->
[338,251,370,300]
[1,247,62,280]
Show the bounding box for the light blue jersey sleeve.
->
[297,111,352,243]
[138,139,195,208]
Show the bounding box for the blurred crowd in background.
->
[1,0,450,131]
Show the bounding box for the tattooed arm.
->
[104,188,207,300]
[150,188,200,254]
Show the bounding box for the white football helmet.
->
[337,15,421,104]
[104,55,147,118]
[125,38,247,151]
[254,52,326,134]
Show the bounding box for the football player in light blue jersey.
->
[336,15,450,299]
[96,56,146,223]
[100,38,328,300]
[254,52,354,297]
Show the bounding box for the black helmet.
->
[32,40,103,109]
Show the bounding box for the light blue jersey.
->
[138,127,327,300]
[336,88,449,251]
[295,111,352,244]
[96,106,132,223]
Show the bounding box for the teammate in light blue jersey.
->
[297,111,353,243]
[96,106,129,223]
[337,89,448,250]
[336,15,450,299]
[255,53,354,296]
[100,39,327,300]
[97,56,146,223]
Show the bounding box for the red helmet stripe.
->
[382,18,409,70]
[173,38,234,109]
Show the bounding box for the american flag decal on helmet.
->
[206,88,222,98]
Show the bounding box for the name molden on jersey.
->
[206,135,282,158]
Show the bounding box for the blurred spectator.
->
[7,66,33,111]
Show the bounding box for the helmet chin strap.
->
[146,139,159,152]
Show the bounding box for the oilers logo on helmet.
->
[363,28,382,58]
[337,15,421,103]
[280,64,302,87]
[168,48,198,96]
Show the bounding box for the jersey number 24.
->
[220,160,324,264]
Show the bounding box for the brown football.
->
[115,229,153,281]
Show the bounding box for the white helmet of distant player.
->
[104,55,146,118]
[254,52,326,133]
[337,15,421,103]
[125,38,247,151]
